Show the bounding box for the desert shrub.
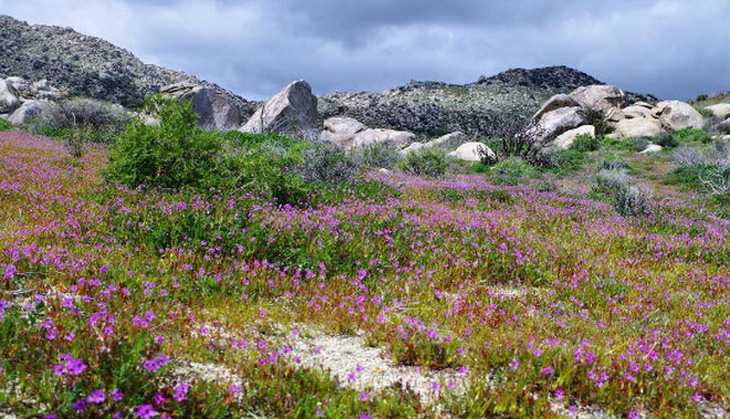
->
[601,156,630,171]
[105,96,225,190]
[399,148,449,177]
[352,142,403,169]
[673,146,705,168]
[593,168,629,195]
[570,134,602,152]
[0,119,12,131]
[490,157,537,184]
[654,133,679,148]
[543,149,587,175]
[297,141,358,185]
[613,185,652,217]
[695,94,709,102]
[628,137,651,152]
[584,108,614,136]
[28,98,130,142]
[696,107,714,118]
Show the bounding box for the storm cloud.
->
[1,0,728,100]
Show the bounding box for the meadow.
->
[0,122,728,417]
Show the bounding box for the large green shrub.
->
[570,134,602,152]
[490,157,537,184]
[398,148,448,177]
[105,96,225,190]
[0,119,12,131]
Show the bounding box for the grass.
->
[0,129,728,417]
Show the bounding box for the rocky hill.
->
[319,66,657,138]
[0,15,257,115]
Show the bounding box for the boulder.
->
[161,83,241,131]
[424,131,469,149]
[639,144,663,154]
[527,106,588,143]
[447,142,495,162]
[634,101,654,109]
[569,85,626,113]
[622,105,653,119]
[241,80,318,136]
[350,128,417,149]
[5,77,30,97]
[532,94,579,122]
[705,103,730,119]
[716,119,730,135]
[30,79,65,101]
[6,100,48,125]
[400,142,425,155]
[320,116,368,147]
[554,125,596,149]
[0,79,21,114]
[611,118,663,139]
[653,100,704,132]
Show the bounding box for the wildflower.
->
[99,265,109,274]
[173,382,190,402]
[541,366,554,376]
[691,393,703,403]
[143,355,170,372]
[553,389,565,399]
[152,392,167,405]
[87,389,106,404]
[133,404,158,418]
[510,359,520,370]
[431,382,441,391]
[53,354,87,376]
[111,388,124,401]
[71,399,87,412]
[229,384,243,395]
[359,392,369,401]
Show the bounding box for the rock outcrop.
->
[610,118,664,139]
[241,80,319,136]
[569,85,626,113]
[527,106,588,144]
[705,103,730,119]
[161,83,241,131]
[654,101,704,132]
[0,15,257,116]
[6,100,48,125]
[321,116,417,150]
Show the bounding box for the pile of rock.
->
[528,84,708,152]
[0,76,68,124]
[160,83,242,131]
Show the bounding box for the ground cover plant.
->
[0,124,728,417]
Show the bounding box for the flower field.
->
[0,130,728,417]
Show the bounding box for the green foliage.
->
[613,185,652,217]
[695,94,709,102]
[584,108,614,136]
[696,107,714,118]
[399,148,449,177]
[672,128,712,144]
[664,164,716,190]
[654,132,679,148]
[490,157,538,184]
[0,119,12,131]
[105,96,226,190]
[570,134,602,152]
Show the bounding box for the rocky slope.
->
[319,66,656,138]
[0,15,257,115]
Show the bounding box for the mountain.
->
[0,15,257,115]
[319,66,656,138]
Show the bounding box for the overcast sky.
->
[2,0,729,100]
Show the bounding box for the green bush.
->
[399,148,449,177]
[352,142,403,169]
[654,133,679,148]
[0,119,12,131]
[105,96,226,190]
[673,128,712,144]
[584,109,614,137]
[570,134,602,152]
[490,157,537,184]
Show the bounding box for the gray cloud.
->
[1,0,729,100]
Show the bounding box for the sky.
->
[2,0,729,101]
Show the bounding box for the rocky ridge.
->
[0,15,257,116]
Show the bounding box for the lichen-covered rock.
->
[554,125,595,149]
[241,80,319,136]
[653,101,704,132]
[161,83,241,131]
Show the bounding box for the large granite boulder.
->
[554,125,596,149]
[6,100,49,125]
[0,79,21,114]
[241,80,318,136]
[610,118,663,139]
[425,131,469,149]
[532,94,579,122]
[447,142,495,162]
[705,103,730,119]
[653,101,704,132]
[527,106,588,143]
[569,85,626,113]
[161,83,241,131]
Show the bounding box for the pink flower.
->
[541,366,554,376]
[133,404,158,418]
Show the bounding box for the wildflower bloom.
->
[541,366,554,376]
[143,355,171,372]
[87,389,106,404]
[53,354,87,376]
[133,404,158,418]
[173,382,190,402]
